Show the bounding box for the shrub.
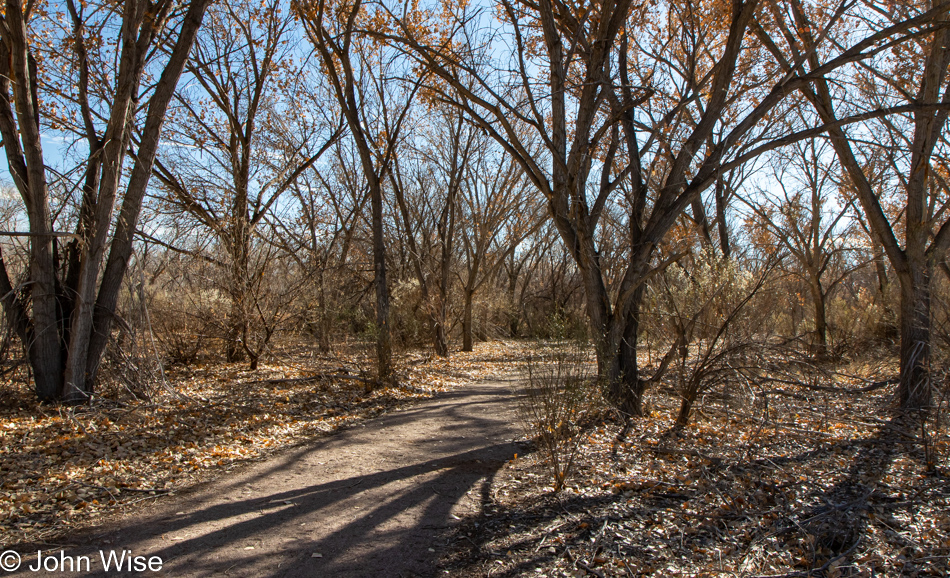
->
[518,341,597,492]
[648,249,778,428]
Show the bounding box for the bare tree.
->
[267,142,370,353]
[0,0,211,402]
[384,0,936,415]
[389,105,475,356]
[151,0,339,367]
[761,0,950,408]
[296,0,425,383]
[457,135,541,351]
[741,138,861,357]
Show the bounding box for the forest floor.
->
[0,341,529,553]
[1,341,948,577]
[441,348,950,578]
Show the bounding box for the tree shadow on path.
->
[12,380,523,578]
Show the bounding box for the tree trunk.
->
[618,289,647,416]
[319,312,332,353]
[225,307,246,362]
[873,244,889,303]
[599,287,646,417]
[0,21,63,401]
[225,232,250,363]
[31,237,63,402]
[434,321,449,357]
[898,261,932,409]
[507,264,520,337]
[476,305,488,342]
[809,278,828,359]
[462,288,474,352]
[872,244,894,333]
[82,0,213,391]
[318,273,333,353]
[0,0,211,403]
[371,182,393,383]
[675,330,695,427]
[675,395,694,429]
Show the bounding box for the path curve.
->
[13,379,521,578]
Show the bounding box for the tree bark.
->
[371,182,393,382]
[85,0,213,390]
[897,257,932,409]
[0,8,62,401]
[809,277,828,358]
[592,273,647,417]
[462,288,474,352]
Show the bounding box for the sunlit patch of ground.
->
[0,340,529,548]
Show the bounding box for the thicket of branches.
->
[0,0,949,423]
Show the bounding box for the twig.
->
[651,446,722,464]
[245,373,376,386]
[564,547,605,578]
[576,559,605,578]
[758,376,897,395]
[123,492,170,506]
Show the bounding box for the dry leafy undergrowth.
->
[441,356,950,577]
[0,341,529,549]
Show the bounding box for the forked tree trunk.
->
[594,284,647,417]
[0,0,212,403]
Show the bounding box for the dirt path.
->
[12,379,521,578]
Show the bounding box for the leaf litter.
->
[3,342,947,577]
[0,341,529,549]
[439,353,950,577]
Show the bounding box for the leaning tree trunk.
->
[84,0,214,391]
[675,376,701,429]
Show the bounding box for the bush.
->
[648,249,778,428]
[518,341,598,492]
